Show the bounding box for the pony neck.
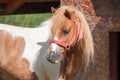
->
[60,44,82,80]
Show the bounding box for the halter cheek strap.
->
[50,25,80,52]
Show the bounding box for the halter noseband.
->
[50,23,80,52]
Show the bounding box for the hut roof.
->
[0,0,60,15]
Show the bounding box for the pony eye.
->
[63,29,70,36]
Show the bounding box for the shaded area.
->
[0,1,60,15]
[91,0,120,16]
[109,32,120,80]
[118,32,120,80]
[14,2,60,14]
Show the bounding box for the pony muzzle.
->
[46,51,61,64]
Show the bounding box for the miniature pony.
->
[0,6,94,80]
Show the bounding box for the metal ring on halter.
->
[65,43,71,51]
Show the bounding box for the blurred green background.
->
[0,13,52,28]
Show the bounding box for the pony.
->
[0,6,94,80]
[0,21,60,80]
[47,6,94,80]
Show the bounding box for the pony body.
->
[0,5,94,80]
[0,21,60,80]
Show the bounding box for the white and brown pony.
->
[0,20,61,80]
[47,6,94,80]
[0,6,94,80]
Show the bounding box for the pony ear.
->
[51,7,56,13]
[64,9,75,20]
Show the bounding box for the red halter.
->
[50,24,80,52]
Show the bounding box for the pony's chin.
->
[47,58,61,64]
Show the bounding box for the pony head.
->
[47,6,94,67]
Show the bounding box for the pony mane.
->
[51,6,94,79]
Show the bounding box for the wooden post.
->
[0,0,9,3]
[109,32,118,80]
[6,0,25,14]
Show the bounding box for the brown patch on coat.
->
[0,30,38,80]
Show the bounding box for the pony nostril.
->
[47,51,56,59]
[50,51,55,54]
[58,54,60,57]
[50,51,56,56]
